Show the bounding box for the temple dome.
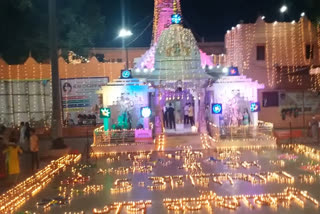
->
[154,24,205,81]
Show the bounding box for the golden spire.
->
[173,0,177,14]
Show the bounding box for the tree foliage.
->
[0,0,105,64]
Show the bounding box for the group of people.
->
[184,103,195,126]
[77,114,97,126]
[0,122,40,184]
[163,103,195,130]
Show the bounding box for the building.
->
[225,16,320,128]
[0,56,124,127]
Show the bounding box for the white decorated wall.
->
[0,80,52,127]
[207,76,264,127]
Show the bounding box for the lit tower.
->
[152,0,181,44]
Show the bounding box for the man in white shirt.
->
[188,103,194,126]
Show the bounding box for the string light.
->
[265,21,271,86]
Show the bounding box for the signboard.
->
[135,129,152,139]
[274,130,303,140]
[279,91,320,114]
[61,77,109,123]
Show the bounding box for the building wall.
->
[89,47,148,69]
[225,16,320,89]
[258,89,320,128]
[198,42,225,55]
[0,56,124,127]
[225,16,320,128]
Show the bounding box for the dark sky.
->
[101,0,320,47]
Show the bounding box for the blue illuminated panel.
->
[212,103,222,114]
[121,70,132,79]
[250,102,261,112]
[171,14,182,24]
[228,67,239,76]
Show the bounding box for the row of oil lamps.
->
[0,154,81,214]
[282,144,320,161]
[163,187,319,212]
[37,187,319,213]
[93,200,152,214]
[110,179,133,193]
[146,170,296,190]
[156,134,165,151]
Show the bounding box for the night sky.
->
[102,0,320,47]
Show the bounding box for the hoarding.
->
[61,77,109,124]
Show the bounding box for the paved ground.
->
[0,137,91,194]
[1,132,319,194]
[164,134,202,150]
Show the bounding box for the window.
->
[116,58,123,63]
[305,44,314,59]
[262,91,279,107]
[256,45,265,60]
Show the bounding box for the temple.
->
[134,0,213,70]
[96,0,268,146]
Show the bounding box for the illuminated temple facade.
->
[99,0,264,134]
[1,0,318,132]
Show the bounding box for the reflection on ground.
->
[15,144,320,214]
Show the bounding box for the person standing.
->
[163,105,168,128]
[24,122,31,149]
[188,103,194,126]
[205,104,210,121]
[184,103,190,125]
[310,117,319,144]
[3,135,23,184]
[30,129,40,170]
[19,122,26,150]
[167,103,176,129]
[242,109,250,126]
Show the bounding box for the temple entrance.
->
[162,90,196,134]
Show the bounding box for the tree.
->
[0,0,105,63]
[57,0,105,58]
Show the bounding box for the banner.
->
[279,91,320,114]
[61,77,109,124]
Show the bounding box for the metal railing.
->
[207,121,274,142]
[93,126,136,146]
